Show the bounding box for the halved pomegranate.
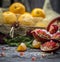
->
[49,25,58,34]
[41,40,59,52]
[47,17,60,31]
[47,17,60,34]
[31,29,51,42]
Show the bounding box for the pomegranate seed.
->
[20,52,24,56]
[1,52,5,56]
[2,47,6,50]
[32,56,36,61]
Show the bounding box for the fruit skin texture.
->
[31,8,45,18]
[32,39,40,49]
[18,13,34,26]
[17,43,27,52]
[49,25,58,34]
[3,11,17,24]
[9,2,25,14]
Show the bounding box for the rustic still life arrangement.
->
[0,2,60,61]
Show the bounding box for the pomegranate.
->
[49,25,58,34]
[31,29,51,42]
[41,40,59,52]
[47,17,60,31]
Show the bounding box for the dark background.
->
[0,0,60,13]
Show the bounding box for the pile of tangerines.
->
[2,2,46,27]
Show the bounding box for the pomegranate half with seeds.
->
[48,25,58,34]
[31,29,51,42]
[47,17,60,34]
[41,40,59,52]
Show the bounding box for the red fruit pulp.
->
[47,17,60,31]
[37,29,46,35]
[32,29,51,42]
[42,40,57,48]
[49,25,58,34]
